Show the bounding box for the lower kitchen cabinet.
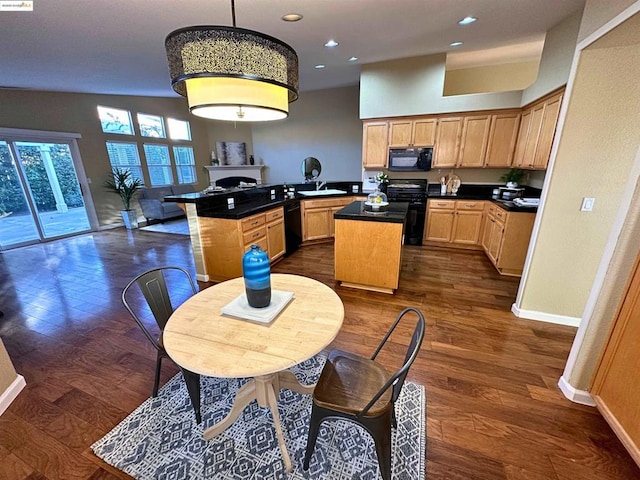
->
[199,206,284,283]
[482,203,535,276]
[301,197,364,242]
[424,199,484,246]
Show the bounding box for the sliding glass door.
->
[0,137,92,250]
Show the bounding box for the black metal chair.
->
[303,307,425,480]
[122,266,202,423]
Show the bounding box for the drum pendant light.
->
[165,0,299,122]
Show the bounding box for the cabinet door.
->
[303,208,331,241]
[329,205,344,237]
[520,103,545,169]
[266,218,285,261]
[433,117,462,168]
[513,109,532,168]
[485,113,520,168]
[388,120,413,147]
[425,209,455,242]
[458,115,491,167]
[487,220,504,263]
[362,121,389,168]
[412,119,437,146]
[481,215,495,252]
[533,93,563,169]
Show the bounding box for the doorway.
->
[0,132,96,250]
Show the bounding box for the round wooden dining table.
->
[163,273,344,472]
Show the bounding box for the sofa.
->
[138,184,196,223]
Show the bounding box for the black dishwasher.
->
[284,200,302,256]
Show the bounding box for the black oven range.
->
[385,179,428,245]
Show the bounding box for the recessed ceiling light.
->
[314,64,326,69]
[450,41,463,47]
[324,40,339,48]
[282,13,303,22]
[347,56,359,62]
[458,16,477,25]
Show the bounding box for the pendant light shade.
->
[165,25,299,122]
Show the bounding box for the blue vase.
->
[242,245,271,308]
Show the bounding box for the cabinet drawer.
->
[241,213,266,232]
[303,198,345,209]
[494,208,507,222]
[428,199,455,210]
[243,226,267,245]
[455,200,484,211]
[265,207,283,223]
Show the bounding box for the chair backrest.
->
[121,266,197,348]
[360,307,425,416]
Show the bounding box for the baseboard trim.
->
[511,304,581,327]
[195,273,210,282]
[558,375,596,406]
[0,374,26,416]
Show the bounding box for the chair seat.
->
[314,349,393,417]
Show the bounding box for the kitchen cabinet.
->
[513,89,564,170]
[432,117,462,168]
[200,206,284,283]
[482,202,535,276]
[457,115,491,167]
[302,197,359,242]
[484,112,521,168]
[388,118,436,147]
[424,199,484,246]
[591,252,640,467]
[362,121,389,168]
[265,207,285,262]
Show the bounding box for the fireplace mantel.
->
[205,165,264,185]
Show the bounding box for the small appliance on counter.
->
[498,187,525,200]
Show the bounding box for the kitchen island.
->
[334,201,408,294]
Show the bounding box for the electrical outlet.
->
[581,197,595,212]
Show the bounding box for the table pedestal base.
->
[202,370,315,473]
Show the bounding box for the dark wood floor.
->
[0,229,638,479]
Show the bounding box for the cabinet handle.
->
[465,203,475,207]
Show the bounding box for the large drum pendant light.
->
[165,0,298,122]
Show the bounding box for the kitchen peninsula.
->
[164,182,363,282]
[334,201,408,294]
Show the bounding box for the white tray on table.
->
[221,290,294,324]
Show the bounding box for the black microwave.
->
[388,147,433,171]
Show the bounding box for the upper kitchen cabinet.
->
[457,115,491,168]
[388,118,437,147]
[513,88,564,170]
[432,117,462,168]
[362,120,389,168]
[484,112,521,168]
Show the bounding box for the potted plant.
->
[375,172,389,193]
[104,167,144,229]
[500,168,526,188]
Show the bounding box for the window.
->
[137,113,166,138]
[167,118,191,141]
[98,106,134,135]
[173,146,197,184]
[143,144,173,186]
[105,142,143,181]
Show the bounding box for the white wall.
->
[522,10,583,105]
[251,86,363,184]
[360,54,523,119]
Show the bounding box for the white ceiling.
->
[0,0,585,97]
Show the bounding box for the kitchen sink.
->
[298,189,348,197]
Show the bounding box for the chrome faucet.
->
[315,180,326,190]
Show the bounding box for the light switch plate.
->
[581,197,595,212]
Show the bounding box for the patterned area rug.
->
[139,219,189,235]
[92,355,426,479]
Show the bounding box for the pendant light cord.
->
[231,0,236,27]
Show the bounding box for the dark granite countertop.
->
[334,201,409,224]
[427,184,540,213]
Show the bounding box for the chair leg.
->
[153,352,163,397]
[365,413,393,480]
[181,368,202,424]
[391,404,397,430]
[303,405,324,470]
